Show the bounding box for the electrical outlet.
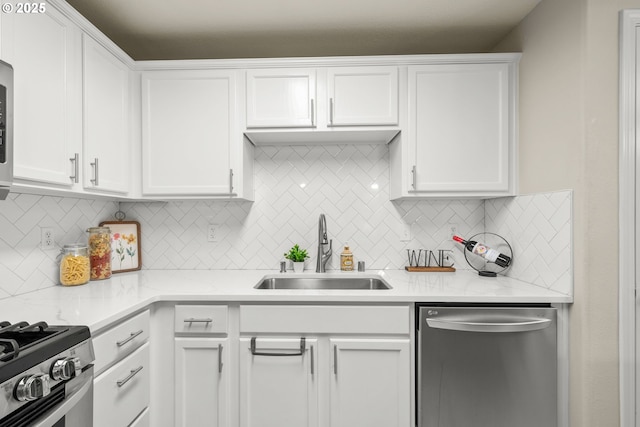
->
[400,223,411,242]
[40,227,55,250]
[207,224,219,242]
[448,223,458,239]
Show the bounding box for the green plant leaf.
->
[283,244,309,262]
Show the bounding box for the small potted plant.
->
[284,244,309,273]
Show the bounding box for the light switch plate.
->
[400,223,411,242]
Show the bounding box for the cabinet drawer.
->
[93,310,150,375]
[94,342,150,427]
[175,305,228,334]
[240,305,410,334]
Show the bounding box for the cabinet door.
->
[82,35,130,194]
[142,70,235,195]
[175,338,228,427]
[409,63,511,193]
[239,337,318,427]
[246,68,316,128]
[327,66,398,126]
[1,4,80,186]
[329,338,410,427]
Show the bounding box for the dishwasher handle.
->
[426,316,552,333]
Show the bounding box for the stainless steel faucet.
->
[316,214,332,272]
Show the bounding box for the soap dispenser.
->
[340,244,354,271]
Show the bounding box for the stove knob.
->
[51,357,80,381]
[14,373,51,402]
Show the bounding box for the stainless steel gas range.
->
[0,321,94,427]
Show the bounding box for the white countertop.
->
[0,269,571,333]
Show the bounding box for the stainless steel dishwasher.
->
[417,305,557,427]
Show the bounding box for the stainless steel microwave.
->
[0,59,12,200]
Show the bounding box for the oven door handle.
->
[31,367,93,427]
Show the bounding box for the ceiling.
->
[65,0,541,61]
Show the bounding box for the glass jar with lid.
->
[59,243,90,286]
[87,226,112,280]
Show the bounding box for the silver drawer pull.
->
[250,337,306,356]
[310,345,314,375]
[116,366,143,387]
[90,158,99,186]
[218,344,224,373]
[69,153,79,183]
[116,330,143,347]
[183,318,213,324]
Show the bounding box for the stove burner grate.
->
[0,339,18,360]
[0,322,66,363]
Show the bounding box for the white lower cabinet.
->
[94,342,150,427]
[329,338,410,427]
[151,303,411,427]
[239,337,318,427]
[238,335,409,427]
[238,305,411,427]
[173,304,230,427]
[174,337,228,427]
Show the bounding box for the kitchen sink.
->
[254,276,392,290]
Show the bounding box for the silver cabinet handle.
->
[218,343,224,373]
[310,99,315,127]
[333,345,338,376]
[310,345,314,375]
[183,318,213,324]
[116,366,143,387]
[69,153,79,183]
[411,165,417,190]
[229,169,234,194]
[250,337,306,356]
[426,317,553,333]
[329,98,334,125]
[90,158,99,186]
[116,330,143,347]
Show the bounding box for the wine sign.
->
[405,248,455,272]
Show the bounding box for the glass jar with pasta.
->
[59,244,90,286]
[87,226,112,280]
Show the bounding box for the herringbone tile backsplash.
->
[0,194,117,297]
[123,144,485,272]
[0,144,572,298]
[485,190,572,295]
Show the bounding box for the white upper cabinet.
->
[244,66,400,145]
[246,68,316,128]
[390,58,518,199]
[1,4,81,187]
[326,66,398,126]
[141,69,251,198]
[82,35,131,194]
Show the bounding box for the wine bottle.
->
[452,235,511,268]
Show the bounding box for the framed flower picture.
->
[99,220,141,273]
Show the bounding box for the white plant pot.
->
[292,262,304,273]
